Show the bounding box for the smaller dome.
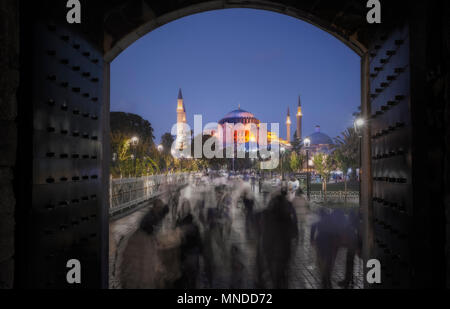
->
[304,126,334,145]
[308,132,334,145]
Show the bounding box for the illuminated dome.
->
[219,107,260,125]
[305,126,334,145]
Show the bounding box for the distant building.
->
[215,105,293,150]
[175,90,303,152]
[217,106,260,147]
[303,125,334,156]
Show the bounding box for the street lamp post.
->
[157,144,164,173]
[130,136,139,177]
[130,154,135,178]
[354,118,364,209]
[304,138,311,201]
[280,147,286,181]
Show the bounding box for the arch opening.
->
[107,8,367,289]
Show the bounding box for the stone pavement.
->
[109,181,364,289]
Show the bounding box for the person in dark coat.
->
[310,208,361,289]
[241,191,255,239]
[256,189,298,288]
[174,200,203,289]
[337,209,362,288]
[121,199,182,289]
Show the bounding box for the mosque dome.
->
[306,125,334,145]
[218,106,260,125]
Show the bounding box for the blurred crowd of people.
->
[119,172,362,289]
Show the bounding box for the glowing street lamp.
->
[304,137,311,148]
[355,118,365,129]
[354,117,365,208]
[304,137,311,200]
[130,136,139,146]
[157,144,164,153]
[130,136,139,176]
[280,146,286,180]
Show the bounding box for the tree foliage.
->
[289,151,304,172]
[110,112,160,178]
[160,133,175,155]
[333,127,360,179]
[312,152,335,200]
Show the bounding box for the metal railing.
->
[109,173,192,217]
[309,191,360,202]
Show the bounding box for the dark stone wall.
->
[409,1,450,287]
[0,0,19,289]
[0,0,446,288]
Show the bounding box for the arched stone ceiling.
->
[102,0,409,61]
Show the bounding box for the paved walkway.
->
[109,180,363,289]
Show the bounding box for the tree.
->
[312,153,335,201]
[291,132,303,154]
[289,151,304,173]
[110,112,160,178]
[110,112,155,146]
[334,127,359,180]
[160,133,175,155]
[111,131,131,177]
[277,150,292,177]
[190,134,226,171]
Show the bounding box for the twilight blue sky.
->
[111,8,361,144]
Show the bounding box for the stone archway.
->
[3,0,448,289]
[101,0,377,289]
[103,1,368,62]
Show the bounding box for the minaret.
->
[176,88,187,150]
[286,107,291,143]
[296,95,303,141]
[177,88,185,123]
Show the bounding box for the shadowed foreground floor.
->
[109,183,363,289]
